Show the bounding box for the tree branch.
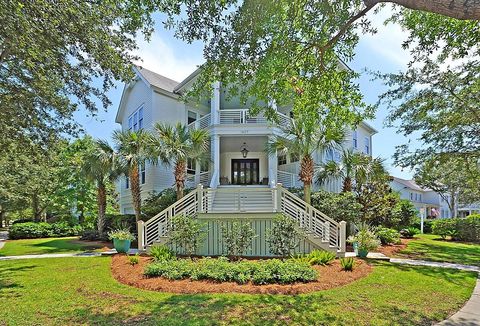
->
[364,0,480,20]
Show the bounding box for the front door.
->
[231,159,259,185]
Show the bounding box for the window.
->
[125,176,129,189]
[187,111,197,124]
[290,153,299,163]
[415,193,418,201]
[140,164,146,184]
[353,130,358,149]
[410,193,413,200]
[278,154,287,165]
[419,194,422,202]
[128,106,144,131]
[187,158,195,175]
[364,137,370,154]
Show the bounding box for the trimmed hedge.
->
[9,222,83,240]
[144,257,318,285]
[431,215,480,242]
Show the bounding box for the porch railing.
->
[277,170,300,188]
[138,184,346,253]
[187,110,291,130]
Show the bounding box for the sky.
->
[74,6,419,179]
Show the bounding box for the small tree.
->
[311,190,361,225]
[168,215,206,256]
[220,220,257,259]
[266,214,305,257]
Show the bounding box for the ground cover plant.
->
[0,237,103,256]
[144,257,318,285]
[0,257,476,325]
[397,234,480,266]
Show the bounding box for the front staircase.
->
[137,184,347,256]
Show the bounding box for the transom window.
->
[128,106,144,131]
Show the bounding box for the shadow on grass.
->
[0,264,36,295]
[397,241,480,267]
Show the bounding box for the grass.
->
[0,237,104,256]
[0,257,476,325]
[397,234,480,266]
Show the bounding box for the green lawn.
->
[0,237,104,256]
[0,257,476,325]
[397,234,480,266]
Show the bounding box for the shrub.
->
[311,190,361,225]
[340,257,355,271]
[348,223,381,252]
[107,228,135,241]
[374,227,401,245]
[142,188,178,218]
[168,215,206,256]
[390,200,419,229]
[144,259,195,280]
[432,219,457,239]
[81,214,136,241]
[453,215,480,242]
[149,245,175,262]
[128,254,140,266]
[9,222,83,239]
[307,250,336,266]
[410,218,433,234]
[266,214,305,257]
[220,220,257,259]
[144,257,318,285]
[399,227,420,239]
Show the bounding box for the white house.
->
[115,66,377,214]
[115,66,377,256]
[390,177,453,219]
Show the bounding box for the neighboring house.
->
[115,66,377,214]
[115,66,377,256]
[390,177,453,219]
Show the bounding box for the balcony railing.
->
[187,109,291,130]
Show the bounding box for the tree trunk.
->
[129,163,142,222]
[365,0,480,20]
[449,191,457,218]
[0,207,4,228]
[175,160,187,200]
[97,182,107,236]
[342,176,352,192]
[32,194,41,222]
[299,154,314,204]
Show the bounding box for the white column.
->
[211,81,221,124]
[338,221,347,256]
[137,220,145,251]
[268,136,277,187]
[194,161,201,185]
[210,134,220,188]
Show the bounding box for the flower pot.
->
[357,249,369,258]
[352,242,358,255]
[113,239,131,253]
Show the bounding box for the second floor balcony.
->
[188,109,291,131]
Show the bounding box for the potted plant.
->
[108,229,135,253]
[348,224,380,258]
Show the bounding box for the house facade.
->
[390,177,453,219]
[115,66,377,214]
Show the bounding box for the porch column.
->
[268,136,277,187]
[211,81,221,124]
[194,161,201,185]
[210,134,220,188]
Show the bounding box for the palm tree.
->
[316,149,387,192]
[152,122,210,200]
[112,129,156,222]
[267,116,345,204]
[82,140,122,236]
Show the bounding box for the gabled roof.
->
[391,177,429,192]
[134,66,179,93]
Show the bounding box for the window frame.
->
[278,154,287,166]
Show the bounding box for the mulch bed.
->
[377,238,413,257]
[111,255,373,295]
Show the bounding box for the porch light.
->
[240,142,249,158]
